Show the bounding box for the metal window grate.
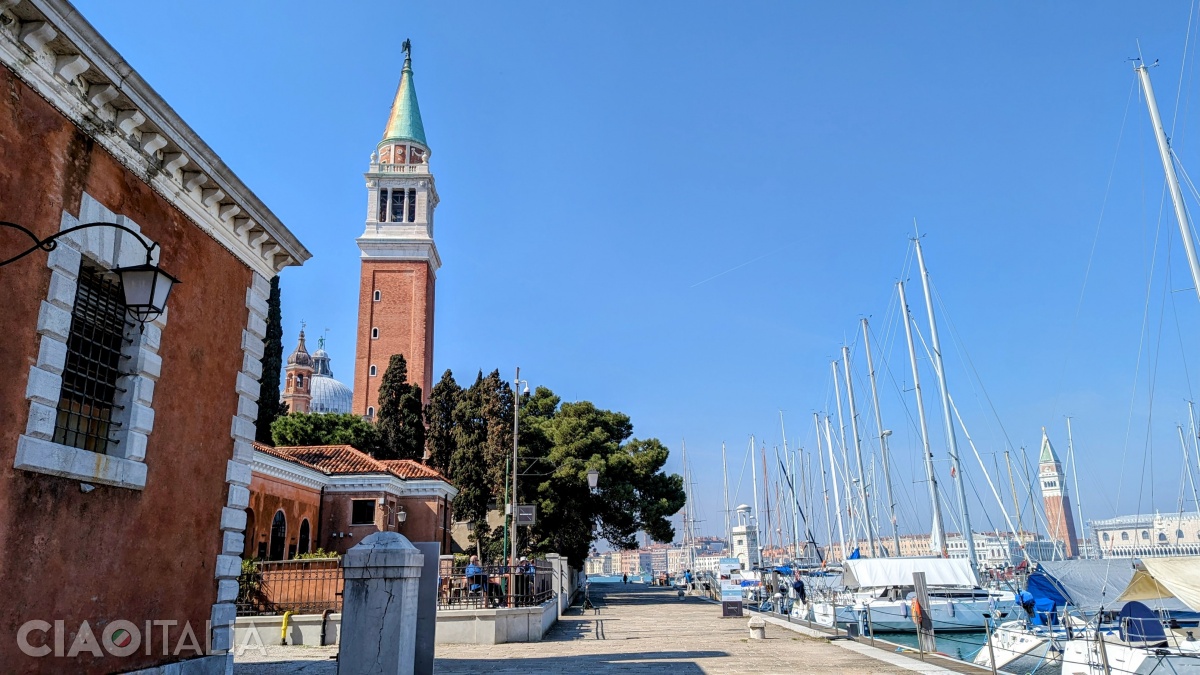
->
[54,264,128,454]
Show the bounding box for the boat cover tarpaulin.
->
[1029,559,1134,613]
[841,558,976,589]
[1117,557,1200,611]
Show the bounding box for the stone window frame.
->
[14,195,167,490]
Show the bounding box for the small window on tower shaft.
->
[371,327,379,339]
[370,365,377,376]
[378,189,388,222]
[407,189,416,222]
[391,189,405,223]
[374,290,381,301]
[367,406,375,418]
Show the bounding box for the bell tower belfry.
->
[1038,428,1079,558]
[353,41,440,416]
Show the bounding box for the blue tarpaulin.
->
[848,548,861,560]
[772,566,794,575]
[1026,569,1071,608]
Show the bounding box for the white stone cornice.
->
[250,451,327,491]
[0,0,311,277]
[399,479,458,500]
[355,238,441,273]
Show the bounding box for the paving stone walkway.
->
[234,583,952,674]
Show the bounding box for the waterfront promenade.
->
[235,584,967,674]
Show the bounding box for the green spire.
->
[382,42,427,147]
[1039,427,1060,464]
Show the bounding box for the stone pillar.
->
[339,532,425,675]
[546,553,569,617]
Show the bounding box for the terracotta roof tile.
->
[253,443,451,486]
[381,459,450,483]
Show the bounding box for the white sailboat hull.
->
[812,597,998,633]
[1062,637,1200,675]
[973,621,1065,671]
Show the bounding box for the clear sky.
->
[76,1,1200,546]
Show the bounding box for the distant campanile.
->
[353,43,439,416]
[1038,428,1079,558]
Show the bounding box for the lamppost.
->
[0,220,180,326]
[509,367,529,567]
[587,469,599,493]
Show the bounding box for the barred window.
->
[407,188,416,222]
[378,188,388,222]
[54,264,129,454]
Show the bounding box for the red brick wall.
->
[352,260,435,414]
[0,67,251,672]
[397,495,451,553]
[246,475,322,559]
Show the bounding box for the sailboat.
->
[1055,56,1200,675]
[801,238,1017,632]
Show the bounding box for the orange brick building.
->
[353,47,439,413]
[247,444,457,558]
[0,1,309,672]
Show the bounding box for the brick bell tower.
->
[1038,428,1079,558]
[353,41,440,418]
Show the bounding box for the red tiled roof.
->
[253,442,452,486]
[381,459,449,482]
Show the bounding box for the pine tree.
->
[424,369,461,472]
[254,275,284,444]
[375,353,425,460]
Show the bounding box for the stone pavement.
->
[234,583,954,674]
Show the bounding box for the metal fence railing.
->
[236,558,343,616]
[437,560,554,610]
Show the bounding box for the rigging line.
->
[1051,77,1138,418]
[1170,0,1197,142]
[1138,214,1173,520]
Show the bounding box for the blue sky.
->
[77,1,1200,546]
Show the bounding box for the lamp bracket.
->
[0,220,158,268]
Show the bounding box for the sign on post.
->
[515,504,537,526]
[719,558,743,617]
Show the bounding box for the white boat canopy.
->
[1116,557,1200,612]
[841,558,977,589]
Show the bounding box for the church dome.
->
[287,330,313,368]
[310,375,353,414]
[308,338,352,413]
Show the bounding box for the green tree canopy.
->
[270,412,383,454]
[521,391,685,567]
[376,353,425,461]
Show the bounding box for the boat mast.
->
[1177,425,1200,518]
[1005,450,1024,542]
[814,412,834,559]
[897,280,948,557]
[750,434,762,568]
[781,412,801,560]
[1066,417,1088,559]
[823,415,848,559]
[721,441,732,551]
[1136,61,1200,308]
[831,360,858,548]
[1190,402,1200,512]
[842,345,877,557]
[862,318,902,556]
[913,236,977,571]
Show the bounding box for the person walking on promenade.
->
[622,573,628,584]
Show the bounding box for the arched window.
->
[298,519,311,556]
[374,290,381,301]
[1178,529,1185,539]
[369,365,377,376]
[269,510,287,561]
[1102,532,1110,541]
[372,327,379,339]
[1158,533,1168,542]
[244,508,257,558]
[367,406,375,418]
[1121,532,1129,541]
[1141,530,1150,540]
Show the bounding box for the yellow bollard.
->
[280,610,294,646]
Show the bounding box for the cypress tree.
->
[375,353,425,460]
[424,369,461,472]
[254,275,285,444]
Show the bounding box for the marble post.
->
[339,532,425,675]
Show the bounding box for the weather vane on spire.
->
[402,39,412,60]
